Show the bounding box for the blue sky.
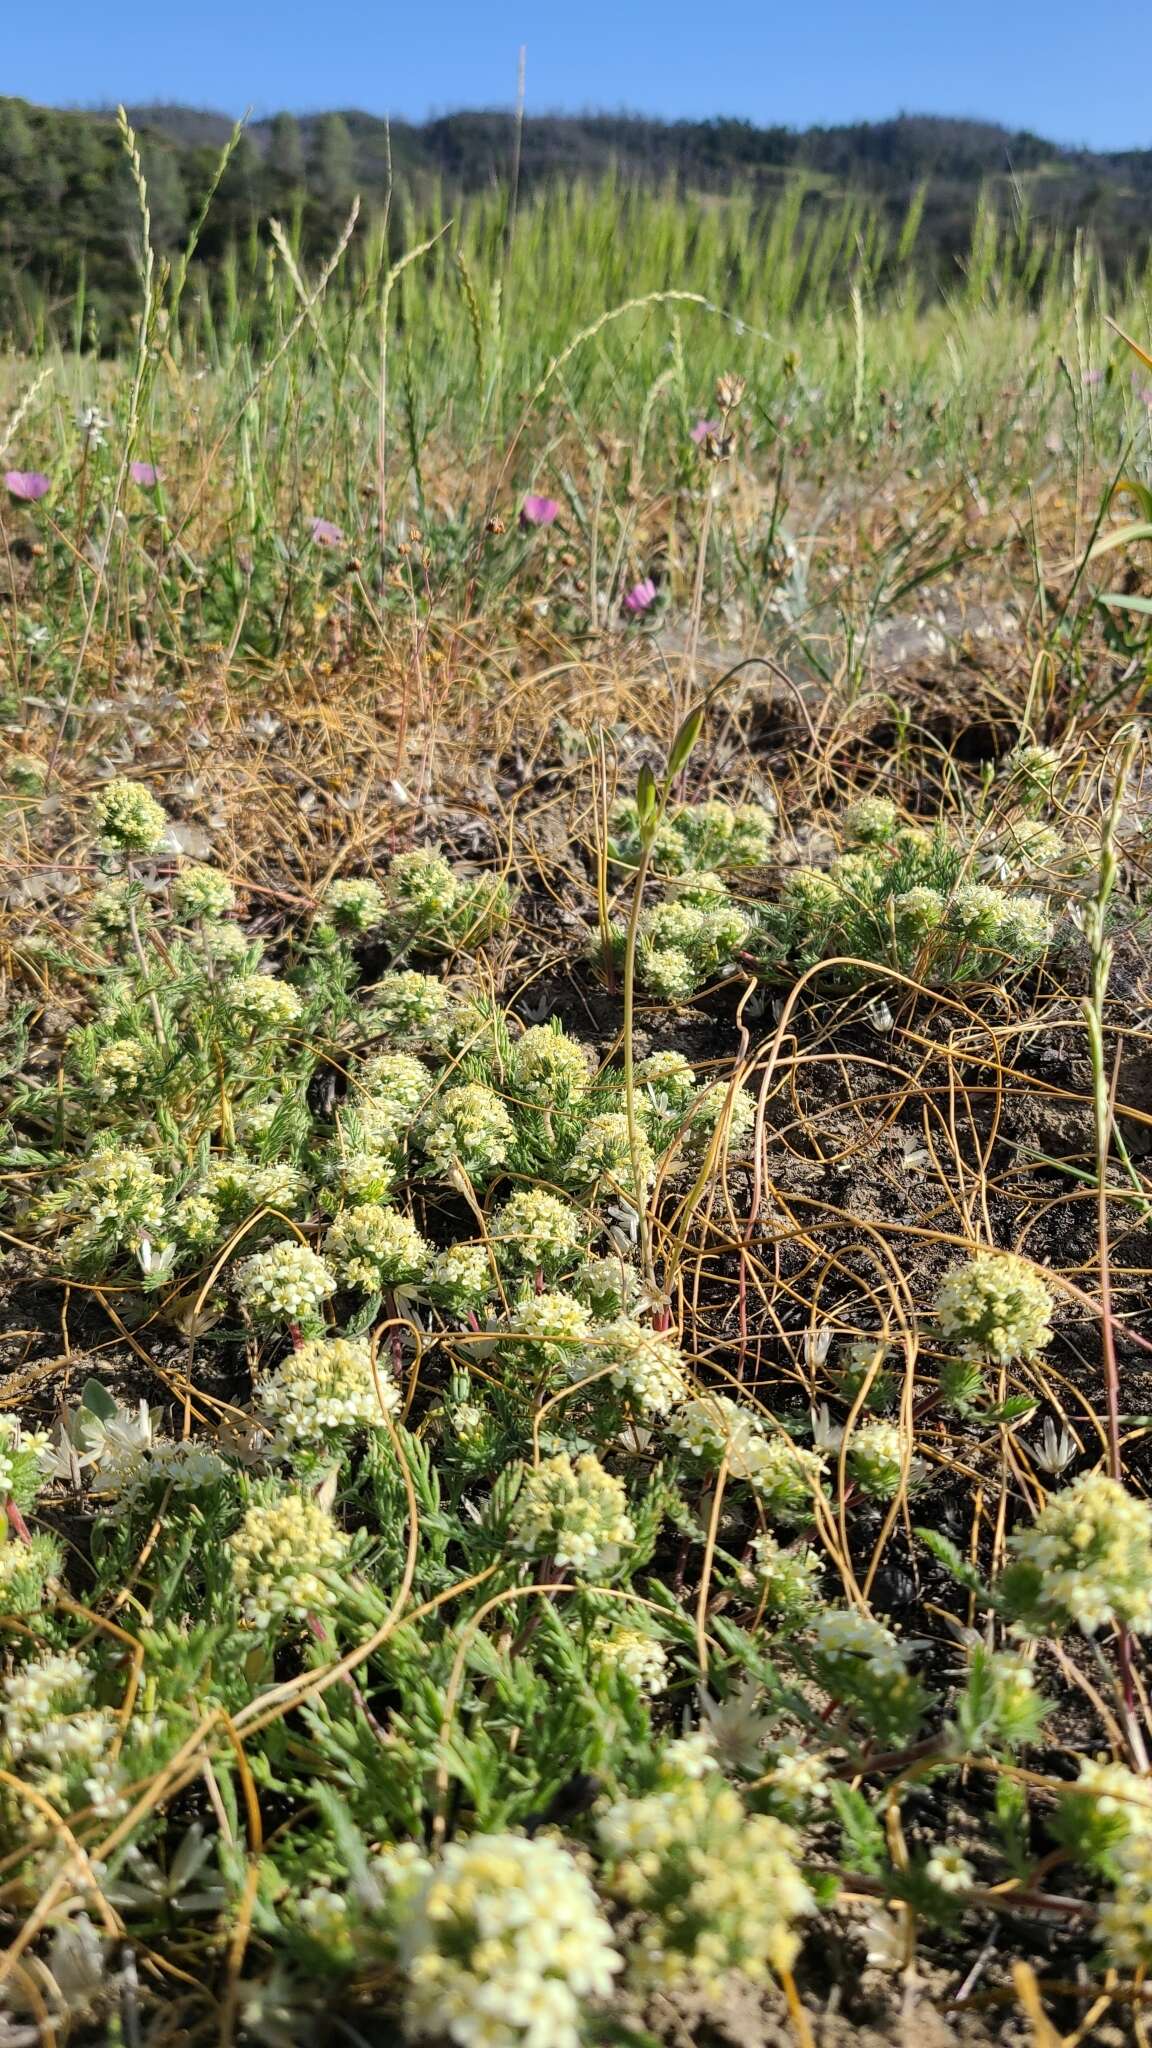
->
[9,0,1150,151]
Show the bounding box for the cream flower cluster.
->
[592,1626,668,1695]
[2,1651,120,1817]
[171,863,236,920]
[511,1453,634,1579]
[201,1153,308,1215]
[1001,1473,1152,1636]
[760,1739,830,1818]
[670,1395,825,1519]
[232,1494,351,1628]
[508,1291,593,1368]
[431,1242,494,1309]
[0,1532,60,1614]
[0,1414,53,1507]
[88,1432,228,1509]
[638,895,751,1002]
[235,1241,337,1325]
[810,1608,925,1735]
[494,1190,584,1272]
[392,1831,620,2048]
[320,876,386,933]
[258,1335,399,1445]
[934,1251,1054,1362]
[368,970,451,1043]
[845,1419,912,1498]
[91,778,168,853]
[90,1037,154,1101]
[567,1112,655,1197]
[59,1145,166,1262]
[227,974,302,1030]
[842,794,900,845]
[511,1024,592,1106]
[325,1203,430,1292]
[750,1532,823,1621]
[583,1318,688,1415]
[1096,1847,1152,1969]
[422,1083,515,1180]
[359,1052,437,1147]
[597,1751,813,1985]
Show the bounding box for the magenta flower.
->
[4,471,50,502]
[520,495,559,528]
[130,461,163,488]
[690,419,721,444]
[623,577,657,615]
[310,517,344,546]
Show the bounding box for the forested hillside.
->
[1,95,1150,342]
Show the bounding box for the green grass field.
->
[5,115,1152,2047]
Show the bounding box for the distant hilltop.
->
[1,98,1150,339]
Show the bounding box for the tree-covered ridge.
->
[1,96,1151,341]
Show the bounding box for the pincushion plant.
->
[2,732,1150,2043]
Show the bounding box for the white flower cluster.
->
[359,1052,437,1147]
[597,1747,814,1985]
[842,794,900,845]
[422,1083,515,1180]
[326,1141,397,1207]
[200,1154,308,1217]
[390,1831,620,2048]
[258,1335,399,1446]
[511,1453,634,1579]
[91,1037,154,1101]
[511,1025,592,1106]
[368,970,451,1043]
[760,1738,830,1818]
[325,1203,430,1293]
[582,1318,688,1415]
[0,1414,53,1506]
[1073,1760,1152,1968]
[171,863,236,920]
[494,1190,584,1273]
[750,1531,823,1621]
[235,1241,337,1325]
[58,1145,166,1264]
[810,1608,925,1735]
[670,1395,825,1519]
[321,877,386,933]
[812,1607,912,1684]
[508,1291,593,1369]
[0,1531,60,1614]
[638,893,751,1002]
[88,1430,228,1510]
[998,819,1065,874]
[934,1251,1054,1362]
[592,1626,668,1695]
[845,1419,912,1498]
[1096,1848,1152,1969]
[431,1242,494,1310]
[384,848,511,948]
[2,1651,120,1817]
[86,878,140,937]
[566,1113,655,1198]
[91,778,168,854]
[227,974,302,1030]
[1002,1472,1152,1635]
[231,1494,351,1628]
